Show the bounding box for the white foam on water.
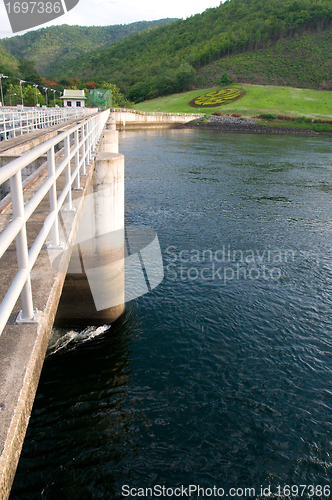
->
[48,324,110,355]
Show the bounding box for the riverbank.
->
[177,115,332,136]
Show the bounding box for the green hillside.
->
[133,84,332,118]
[0,19,177,76]
[0,44,19,76]
[45,0,332,102]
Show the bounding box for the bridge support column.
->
[55,128,125,326]
[99,115,118,153]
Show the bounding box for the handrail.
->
[0,107,96,142]
[111,107,203,117]
[0,109,110,336]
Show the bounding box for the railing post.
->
[87,121,91,164]
[64,135,73,210]
[10,171,35,321]
[46,146,60,248]
[91,119,95,152]
[74,129,80,189]
[81,125,86,175]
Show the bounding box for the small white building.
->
[60,89,87,108]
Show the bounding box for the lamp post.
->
[44,87,48,107]
[51,89,56,107]
[19,79,25,107]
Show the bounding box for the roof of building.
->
[60,89,87,100]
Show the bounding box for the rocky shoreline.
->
[178,115,329,136]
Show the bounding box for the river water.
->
[10,129,332,499]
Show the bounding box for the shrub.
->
[231,113,241,117]
[296,116,313,123]
[259,113,276,120]
[219,72,232,86]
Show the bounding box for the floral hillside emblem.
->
[189,88,246,108]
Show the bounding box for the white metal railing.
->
[112,107,203,116]
[0,108,110,336]
[0,107,96,142]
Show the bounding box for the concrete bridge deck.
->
[0,123,97,500]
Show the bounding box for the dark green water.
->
[11,130,332,499]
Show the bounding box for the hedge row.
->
[258,113,332,123]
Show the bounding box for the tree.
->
[4,83,45,106]
[5,83,20,106]
[98,81,132,107]
[18,60,41,85]
[23,85,45,106]
[219,72,232,85]
[127,81,152,103]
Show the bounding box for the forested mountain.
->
[46,0,332,102]
[0,19,177,76]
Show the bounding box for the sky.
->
[0,0,222,38]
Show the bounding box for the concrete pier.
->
[99,116,119,153]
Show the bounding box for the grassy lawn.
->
[133,84,332,119]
